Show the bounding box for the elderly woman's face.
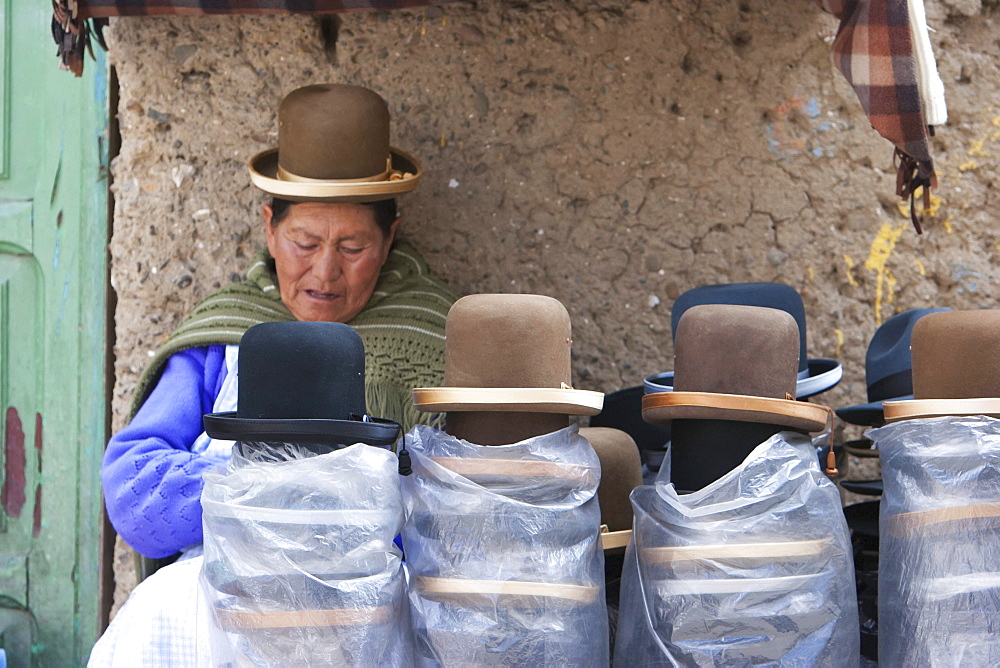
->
[264,202,397,323]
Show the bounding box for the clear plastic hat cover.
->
[869,416,1000,665]
[615,432,859,666]
[401,424,609,666]
[200,443,412,666]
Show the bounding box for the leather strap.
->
[202,413,401,447]
[215,605,392,629]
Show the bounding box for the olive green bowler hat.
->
[248,83,422,203]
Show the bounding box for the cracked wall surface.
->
[106,0,999,602]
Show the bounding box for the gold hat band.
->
[277,156,392,184]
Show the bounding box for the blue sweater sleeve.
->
[102,346,228,558]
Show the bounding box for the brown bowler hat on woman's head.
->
[248,83,421,203]
[643,304,831,492]
[884,310,1000,422]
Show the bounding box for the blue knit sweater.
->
[102,346,228,558]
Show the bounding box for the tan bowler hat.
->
[248,83,421,203]
[884,310,1000,422]
[642,304,829,432]
[412,294,641,550]
[412,295,604,415]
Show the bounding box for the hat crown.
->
[864,308,949,402]
[443,294,573,389]
[911,310,1000,399]
[278,84,390,181]
[672,283,808,375]
[673,304,799,399]
[237,321,367,421]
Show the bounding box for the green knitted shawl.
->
[131,239,457,431]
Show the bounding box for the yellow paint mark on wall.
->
[897,187,942,220]
[843,255,858,287]
[807,266,815,282]
[914,259,925,276]
[440,133,447,148]
[968,137,989,158]
[959,160,978,172]
[943,218,953,234]
[864,222,907,325]
[834,329,844,357]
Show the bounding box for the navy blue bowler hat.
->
[836,307,950,427]
[643,282,842,399]
[203,321,400,450]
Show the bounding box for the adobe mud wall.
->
[105,0,999,602]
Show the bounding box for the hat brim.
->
[883,398,1000,422]
[840,479,884,496]
[248,147,422,203]
[600,528,632,550]
[215,605,391,630]
[411,387,604,416]
[644,358,842,400]
[836,394,914,426]
[415,576,599,605]
[640,537,832,563]
[641,391,829,432]
[203,413,401,447]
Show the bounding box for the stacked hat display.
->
[643,303,833,491]
[199,322,412,666]
[644,282,842,399]
[643,283,844,487]
[870,310,1000,664]
[835,307,948,661]
[615,304,859,665]
[404,294,642,665]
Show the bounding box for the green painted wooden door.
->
[0,0,109,665]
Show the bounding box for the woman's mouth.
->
[304,289,340,301]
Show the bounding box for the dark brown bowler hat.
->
[642,304,828,431]
[884,310,1000,421]
[248,83,421,203]
[412,294,641,547]
[643,304,830,492]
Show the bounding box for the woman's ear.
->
[383,216,403,259]
[263,204,276,254]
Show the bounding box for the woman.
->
[90,84,454,665]
[101,83,456,562]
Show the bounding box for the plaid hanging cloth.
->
[817,0,947,233]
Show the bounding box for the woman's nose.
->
[311,246,342,282]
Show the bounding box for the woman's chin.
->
[291,301,356,323]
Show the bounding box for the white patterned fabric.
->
[87,550,211,667]
[191,345,239,460]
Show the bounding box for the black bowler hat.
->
[644,282,842,399]
[836,308,949,427]
[203,322,400,450]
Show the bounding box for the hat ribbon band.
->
[277,156,393,184]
